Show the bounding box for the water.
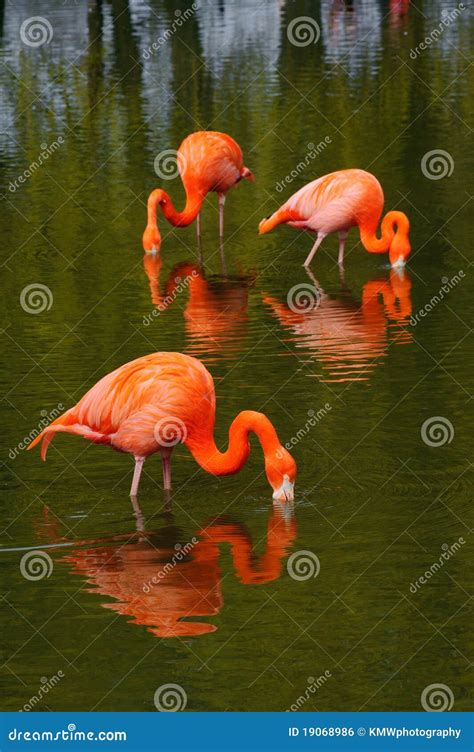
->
[0,0,472,713]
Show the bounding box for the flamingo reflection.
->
[263,270,412,383]
[56,504,296,638]
[143,257,254,361]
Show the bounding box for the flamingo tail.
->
[28,412,111,461]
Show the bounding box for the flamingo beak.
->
[259,217,271,235]
[272,474,295,502]
[391,255,406,270]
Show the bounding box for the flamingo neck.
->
[359,211,409,254]
[148,186,204,229]
[186,410,282,476]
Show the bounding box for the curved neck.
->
[147,187,204,229]
[359,211,409,254]
[186,410,282,476]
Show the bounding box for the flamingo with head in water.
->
[28,352,296,502]
[143,131,254,253]
[259,169,411,269]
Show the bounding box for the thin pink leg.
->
[218,193,226,237]
[338,231,348,267]
[130,457,145,497]
[196,212,201,239]
[161,452,171,490]
[303,232,326,268]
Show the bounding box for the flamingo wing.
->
[29,353,216,459]
[179,131,244,193]
[284,170,369,232]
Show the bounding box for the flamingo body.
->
[28,352,295,501]
[178,131,247,194]
[143,131,253,252]
[259,169,411,268]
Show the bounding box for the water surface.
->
[0,0,472,712]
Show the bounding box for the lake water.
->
[0,0,472,713]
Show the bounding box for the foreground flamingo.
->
[259,169,411,268]
[28,352,295,501]
[143,131,254,252]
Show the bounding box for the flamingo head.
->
[266,447,296,502]
[240,166,254,182]
[258,215,273,235]
[388,212,411,268]
[389,236,411,268]
[142,224,161,254]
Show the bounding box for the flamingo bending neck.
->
[360,211,410,264]
[143,187,205,252]
[186,410,294,499]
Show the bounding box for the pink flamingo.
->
[259,169,411,269]
[143,131,254,252]
[28,352,296,501]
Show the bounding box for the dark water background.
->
[0,0,472,712]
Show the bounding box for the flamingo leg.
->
[338,231,348,267]
[130,456,145,497]
[196,212,201,240]
[218,193,226,237]
[303,232,326,268]
[161,450,172,490]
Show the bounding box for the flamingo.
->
[28,352,296,501]
[142,131,254,253]
[259,169,411,269]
